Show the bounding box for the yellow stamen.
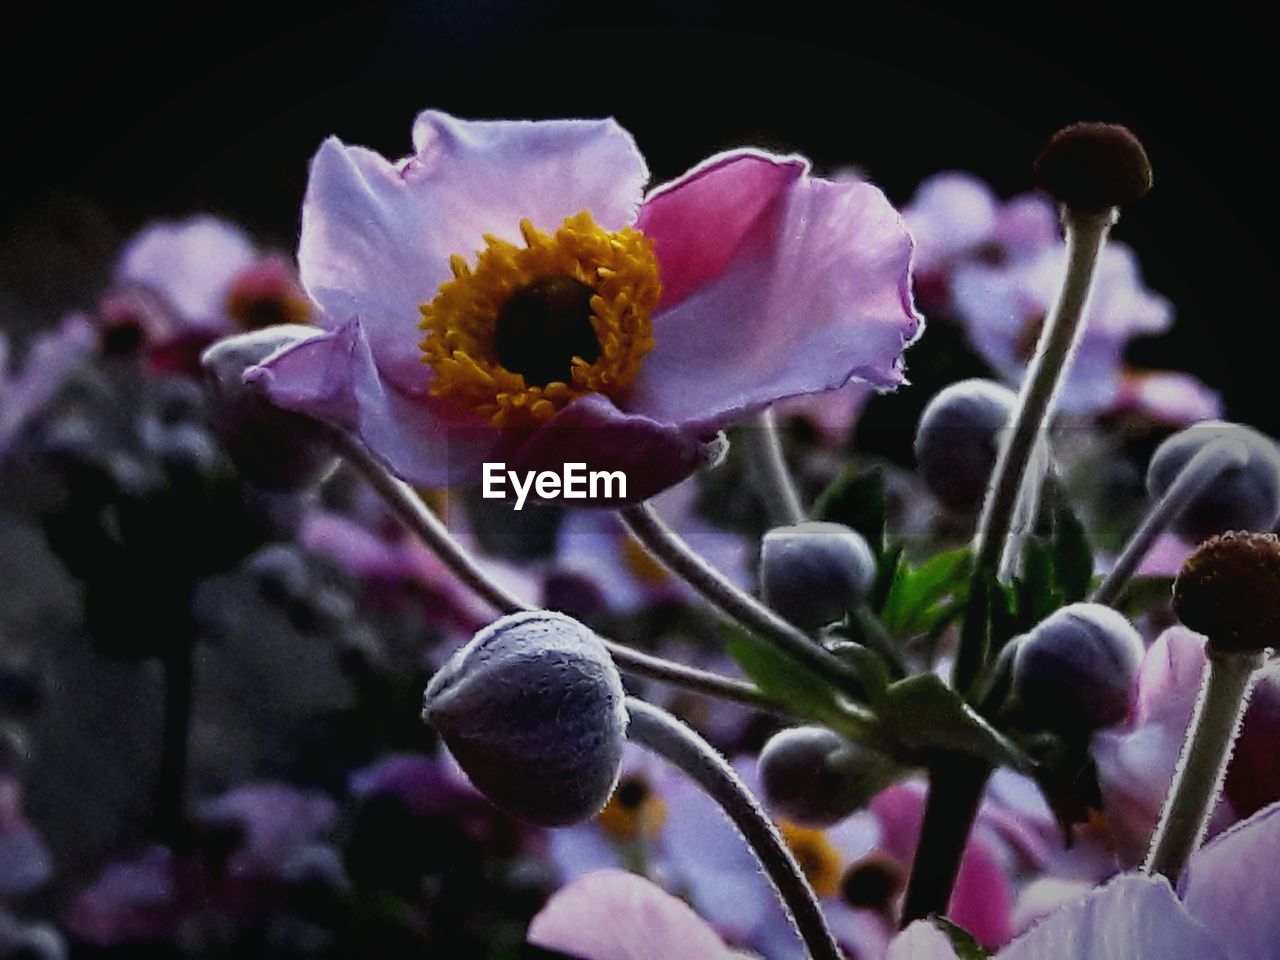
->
[778,820,845,899]
[419,211,660,428]
[597,777,668,842]
[621,534,671,585]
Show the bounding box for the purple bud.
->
[1147,421,1280,543]
[1012,602,1144,731]
[760,522,877,631]
[914,379,1017,514]
[201,327,337,491]
[422,611,626,826]
[758,726,896,828]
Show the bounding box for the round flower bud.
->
[1173,531,1280,654]
[422,611,626,826]
[758,726,895,828]
[1146,421,1280,544]
[1012,602,1144,731]
[201,326,337,491]
[914,379,1017,514]
[759,522,877,631]
[1033,123,1152,212]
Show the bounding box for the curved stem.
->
[332,430,782,712]
[955,208,1115,693]
[1144,648,1263,881]
[748,410,807,525]
[1092,438,1250,605]
[625,698,842,960]
[619,503,869,698]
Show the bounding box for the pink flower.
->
[0,314,95,460]
[105,217,311,372]
[248,111,921,503]
[528,869,745,960]
[892,801,1280,959]
[1092,627,1236,866]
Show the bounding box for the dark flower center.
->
[493,277,601,387]
[615,777,649,810]
[841,857,903,910]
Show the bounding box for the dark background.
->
[3,1,1270,427]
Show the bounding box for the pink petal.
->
[886,921,962,960]
[527,868,736,960]
[507,393,716,504]
[299,113,648,392]
[1181,801,1280,959]
[115,216,255,328]
[249,319,502,487]
[904,172,999,276]
[627,151,921,430]
[999,874,1224,960]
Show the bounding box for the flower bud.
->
[1146,421,1280,544]
[422,611,626,826]
[914,379,1017,514]
[1034,123,1152,212]
[1173,531,1280,654]
[758,726,895,828]
[1012,602,1144,731]
[201,326,337,491]
[759,522,876,631]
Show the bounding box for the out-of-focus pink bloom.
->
[1224,661,1280,818]
[894,801,1280,960]
[528,869,745,960]
[0,314,96,460]
[1110,371,1223,426]
[301,486,540,640]
[1092,627,1235,866]
[1135,532,1194,578]
[0,777,53,898]
[250,111,921,503]
[906,172,1216,425]
[195,782,340,885]
[952,242,1170,415]
[551,478,750,614]
[904,173,1057,314]
[106,217,311,373]
[67,847,179,946]
[774,382,872,447]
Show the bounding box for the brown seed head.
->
[1174,531,1280,654]
[1034,123,1153,212]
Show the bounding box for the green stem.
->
[748,409,807,525]
[1144,648,1263,881]
[331,429,783,713]
[1092,438,1249,605]
[626,698,842,960]
[619,502,870,698]
[955,208,1115,693]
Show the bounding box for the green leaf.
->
[878,674,1034,771]
[929,917,991,959]
[1050,495,1093,603]
[724,627,878,743]
[880,548,972,637]
[811,466,886,555]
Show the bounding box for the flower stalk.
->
[625,697,843,960]
[331,428,783,712]
[1093,437,1250,605]
[618,503,871,698]
[748,409,807,525]
[907,205,1117,928]
[1144,648,1265,880]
